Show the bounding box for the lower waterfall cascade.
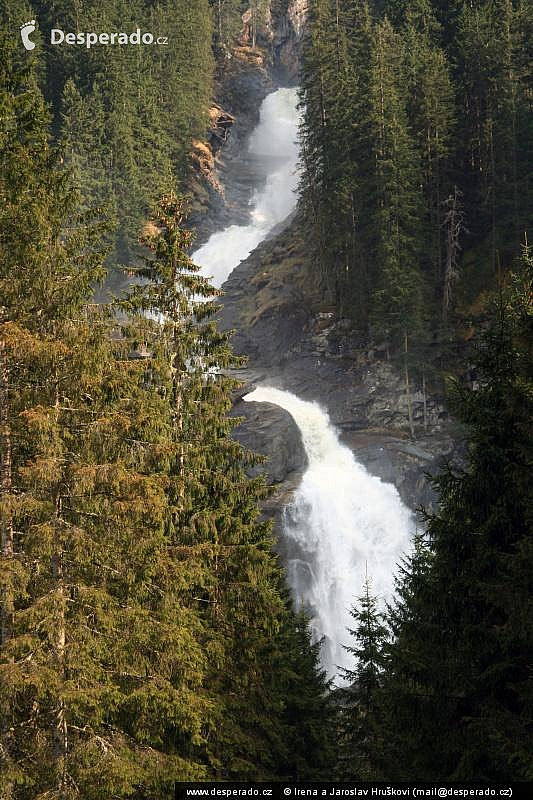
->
[244,387,414,681]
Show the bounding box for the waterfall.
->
[244,387,414,682]
[192,88,301,287]
[191,87,414,683]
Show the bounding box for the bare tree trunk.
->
[52,377,68,796]
[503,6,520,245]
[422,369,428,433]
[170,322,185,502]
[335,0,341,70]
[442,186,466,325]
[176,383,185,500]
[489,117,497,274]
[52,534,68,796]
[404,332,414,439]
[0,329,13,646]
[0,323,14,800]
[435,135,443,288]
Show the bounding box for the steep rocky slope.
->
[187,1,462,521]
[219,215,463,514]
[187,0,306,244]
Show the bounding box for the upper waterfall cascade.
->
[192,87,301,287]
[244,387,414,681]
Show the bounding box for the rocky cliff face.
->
[229,397,307,521]
[217,215,463,515]
[187,0,306,243]
[188,2,462,524]
[187,50,272,239]
[270,0,308,81]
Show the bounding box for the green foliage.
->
[337,574,389,780]
[338,253,532,782]
[298,0,533,355]
[210,0,244,54]
[376,250,533,780]
[276,609,337,780]
[0,37,334,794]
[5,0,216,263]
[0,45,211,797]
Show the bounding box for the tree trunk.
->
[0,324,14,800]
[422,369,428,433]
[52,377,68,795]
[443,186,465,325]
[404,332,414,439]
[52,536,68,796]
[0,328,13,646]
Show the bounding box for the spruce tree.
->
[0,49,210,798]
[337,573,388,780]
[121,195,313,782]
[269,605,337,781]
[401,1,455,291]
[380,248,533,780]
[368,16,425,346]
[377,533,438,780]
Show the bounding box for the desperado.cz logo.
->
[20,19,36,50]
[19,18,168,50]
[51,28,169,48]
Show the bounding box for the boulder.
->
[230,399,307,484]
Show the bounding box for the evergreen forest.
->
[299,0,533,353]
[1,0,532,796]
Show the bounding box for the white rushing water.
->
[244,387,414,682]
[192,87,301,287]
[193,87,413,683]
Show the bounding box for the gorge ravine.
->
[192,88,417,680]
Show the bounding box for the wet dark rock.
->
[230,398,307,484]
[188,0,307,246]
[217,216,464,520]
[270,0,307,82]
[186,2,461,523]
